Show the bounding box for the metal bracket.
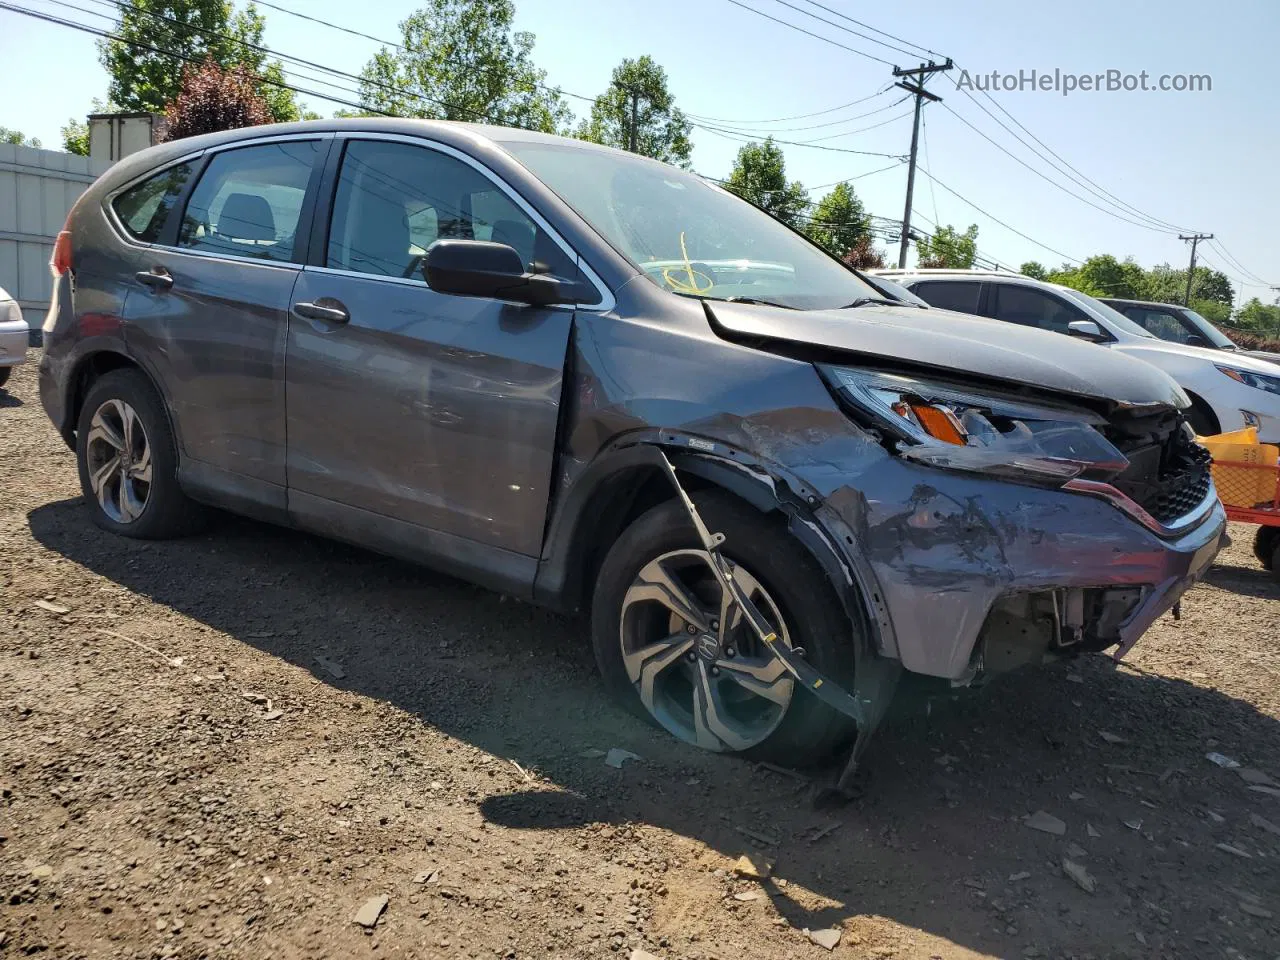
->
[656,449,897,802]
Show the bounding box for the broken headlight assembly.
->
[820,367,1129,484]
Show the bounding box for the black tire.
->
[591,491,857,767]
[1254,527,1279,572]
[75,368,204,539]
[0,365,11,389]
[1186,399,1219,437]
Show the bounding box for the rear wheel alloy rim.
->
[85,398,152,524]
[618,549,794,752]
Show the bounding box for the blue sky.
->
[2,0,1277,301]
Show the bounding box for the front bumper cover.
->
[809,456,1228,680]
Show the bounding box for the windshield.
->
[1181,308,1238,349]
[498,140,880,310]
[1058,288,1157,339]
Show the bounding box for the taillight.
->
[52,229,73,277]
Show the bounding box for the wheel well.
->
[66,352,142,436]
[1183,390,1220,435]
[562,457,812,615]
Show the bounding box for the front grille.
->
[1103,410,1212,526]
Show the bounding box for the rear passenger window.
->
[112,163,194,242]
[178,141,319,262]
[327,139,582,290]
[911,280,981,315]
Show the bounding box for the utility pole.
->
[893,59,952,268]
[1179,232,1212,305]
[628,89,639,154]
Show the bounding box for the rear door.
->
[117,136,328,499]
[284,135,590,559]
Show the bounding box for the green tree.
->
[1020,261,1048,280]
[1054,254,1147,298]
[98,1,302,122]
[0,126,41,148]
[61,119,89,156]
[356,0,571,132]
[1145,263,1234,307]
[915,224,978,269]
[724,139,808,229]
[1189,299,1231,325]
[577,56,691,165]
[803,182,869,259]
[1235,297,1280,336]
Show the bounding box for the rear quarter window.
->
[111,163,195,242]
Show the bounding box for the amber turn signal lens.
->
[909,403,968,445]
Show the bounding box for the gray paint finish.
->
[38,118,1226,699]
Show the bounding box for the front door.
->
[120,139,325,490]
[284,137,585,559]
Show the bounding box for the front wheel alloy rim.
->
[619,549,795,752]
[85,398,152,523]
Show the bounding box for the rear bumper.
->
[811,457,1228,681]
[0,318,27,367]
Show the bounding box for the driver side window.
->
[1126,308,1193,344]
[326,140,577,283]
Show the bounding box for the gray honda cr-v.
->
[39,119,1226,778]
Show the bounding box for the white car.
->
[0,285,29,391]
[873,269,1280,442]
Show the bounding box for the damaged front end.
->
[817,365,1226,686]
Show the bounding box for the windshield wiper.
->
[839,296,919,309]
[720,295,798,310]
[672,292,799,310]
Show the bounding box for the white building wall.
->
[0,143,112,333]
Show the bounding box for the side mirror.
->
[1067,319,1107,342]
[1185,334,1209,348]
[423,239,572,307]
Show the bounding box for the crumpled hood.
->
[707,301,1189,409]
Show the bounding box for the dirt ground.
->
[2,349,1278,960]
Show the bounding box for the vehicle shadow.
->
[0,390,23,408]
[1205,557,1279,600]
[28,497,1280,957]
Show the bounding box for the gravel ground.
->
[2,350,1278,960]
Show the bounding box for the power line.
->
[700,95,907,136]
[955,78,1199,235]
[692,121,903,158]
[1206,238,1271,286]
[938,102,1183,235]
[790,0,946,61]
[914,164,1082,264]
[760,0,923,60]
[1,0,392,115]
[920,110,939,226]
[683,87,890,125]
[718,0,895,67]
[789,108,911,143]
[806,160,906,192]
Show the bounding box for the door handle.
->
[134,270,174,290]
[292,299,350,324]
